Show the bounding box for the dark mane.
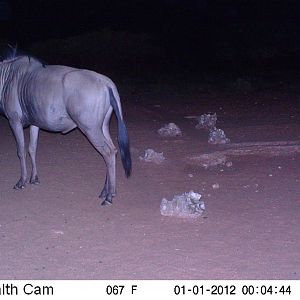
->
[1,46,47,67]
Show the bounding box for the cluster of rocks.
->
[196,113,230,145]
[139,114,230,218]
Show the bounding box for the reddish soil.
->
[0,87,299,279]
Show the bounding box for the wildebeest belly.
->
[21,98,77,133]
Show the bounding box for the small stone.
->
[212,183,220,189]
[160,191,205,218]
[225,161,233,167]
[139,149,165,164]
[196,113,217,130]
[208,128,230,145]
[158,123,182,137]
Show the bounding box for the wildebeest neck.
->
[0,57,42,118]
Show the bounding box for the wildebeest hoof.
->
[30,175,40,185]
[101,199,113,206]
[13,179,27,189]
[100,192,114,206]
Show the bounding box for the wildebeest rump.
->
[0,54,131,205]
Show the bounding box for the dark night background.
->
[1,0,300,85]
[1,1,300,280]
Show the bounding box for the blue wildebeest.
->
[0,53,131,205]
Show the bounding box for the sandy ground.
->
[0,86,299,279]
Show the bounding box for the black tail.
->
[109,87,132,177]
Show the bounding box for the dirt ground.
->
[0,85,299,279]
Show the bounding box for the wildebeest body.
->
[0,55,131,205]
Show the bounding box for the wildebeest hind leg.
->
[29,125,40,184]
[99,107,117,201]
[9,120,28,189]
[81,128,117,205]
[99,174,109,199]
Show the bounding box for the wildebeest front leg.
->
[9,120,28,189]
[29,125,40,184]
